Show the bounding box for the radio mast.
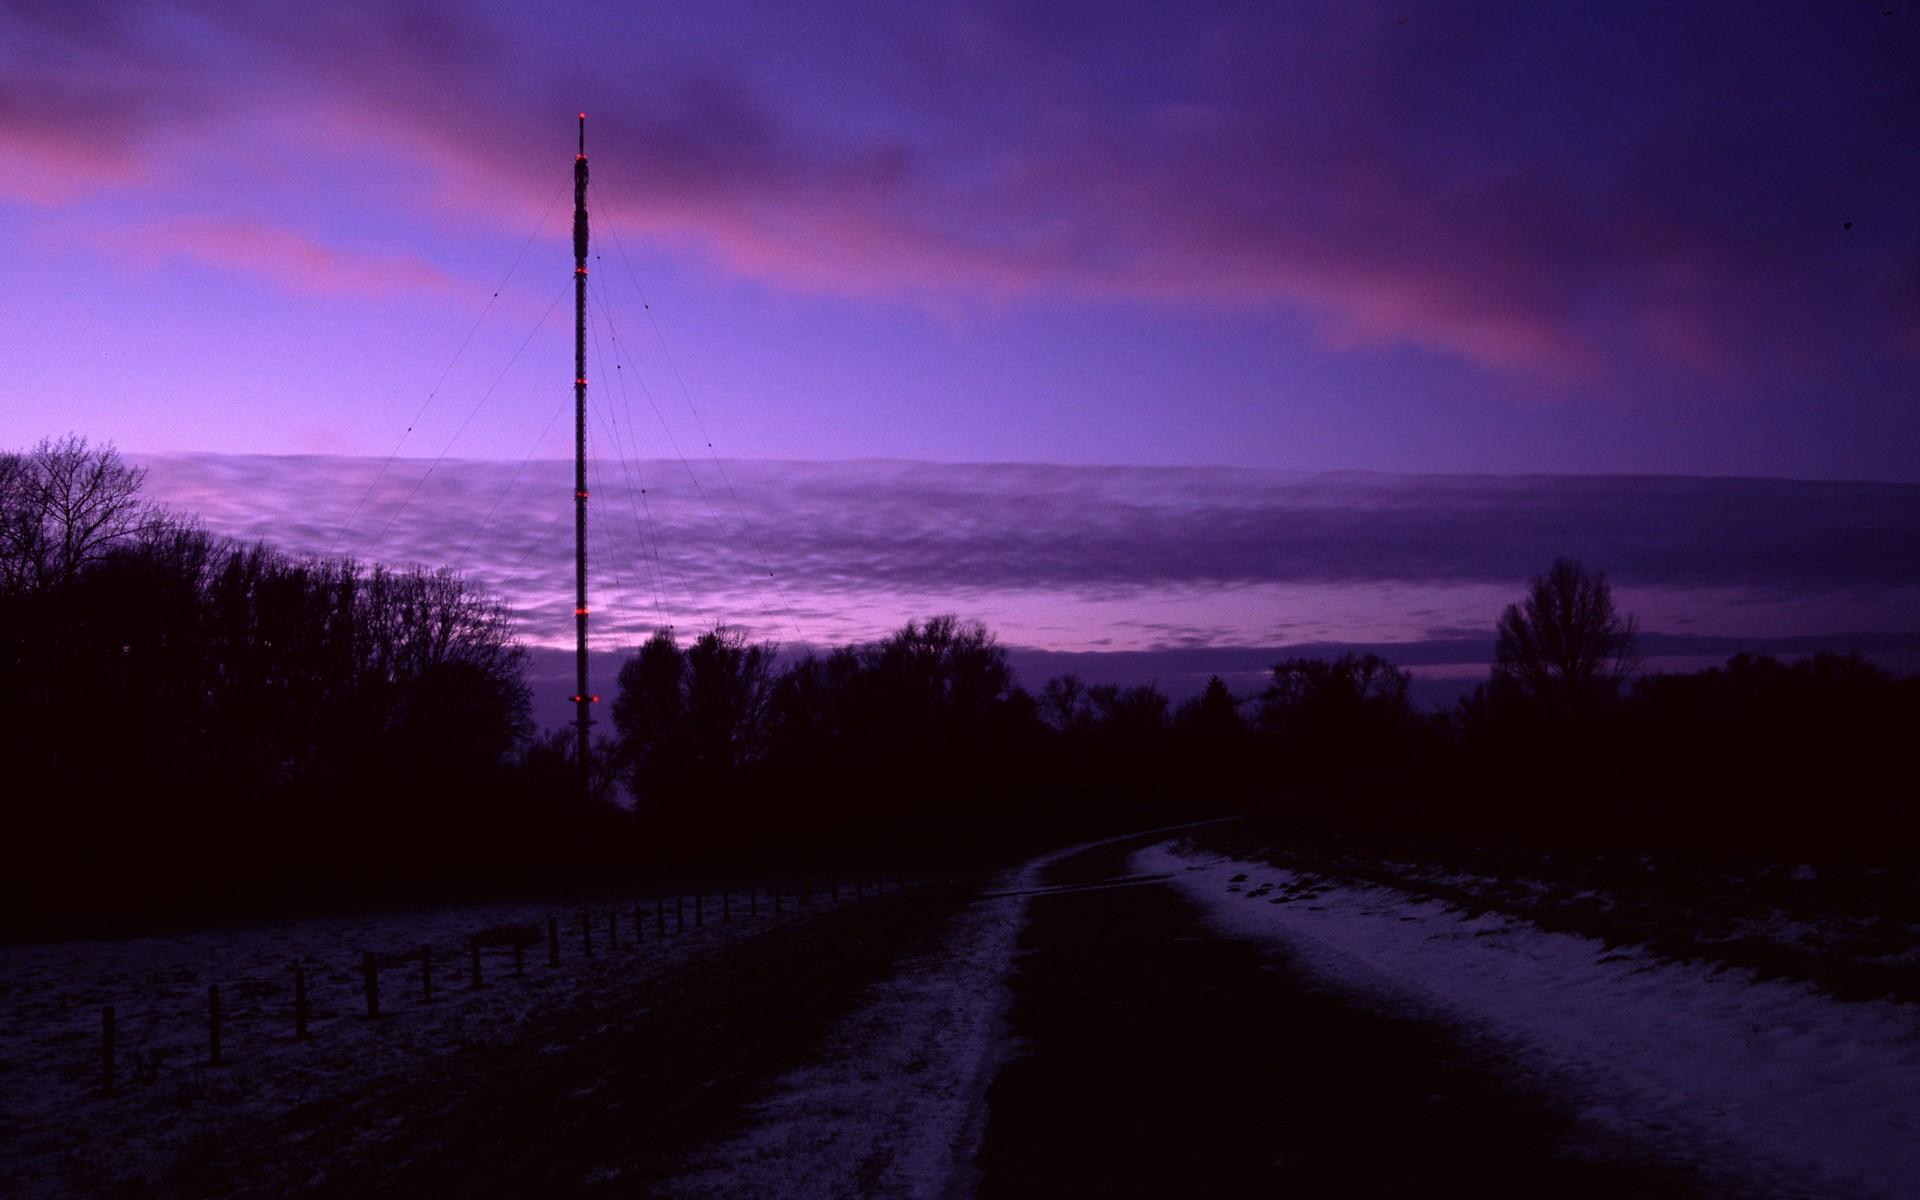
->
[571,113,593,798]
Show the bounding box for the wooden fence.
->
[90,876,938,1097]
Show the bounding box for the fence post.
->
[208,984,222,1066]
[102,1005,115,1096]
[470,939,483,990]
[363,952,380,1019]
[421,946,433,1003]
[548,916,559,967]
[294,962,309,1039]
[581,911,593,959]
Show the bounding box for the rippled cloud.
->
[130,452,1920,722]
[138,454,1920,641]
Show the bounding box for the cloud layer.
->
[127,451,1920,721]
[7,1,1917,387]
[137,453,1920,649]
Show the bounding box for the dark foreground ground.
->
[140,889,961,1197]
[971,833,1761,1199]
[31,832,1837,1197]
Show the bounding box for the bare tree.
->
[612,629,690,800]
[0,450,43,593]
[1039,672,1093,734]
[684,625,779,774]
[1492,557,1639,719]
[611,625,779,804]
[0,436,158,591]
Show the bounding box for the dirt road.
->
[970,833,1741,1198]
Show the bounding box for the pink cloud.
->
[0,73,172,203]
[93,218,455,297]
[0,1,217,202]
[363,91,1603,377]
[46,4,1584,375]
[7,0,1915,389]
[1644,305,1734,379]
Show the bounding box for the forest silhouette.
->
[4,436,1915,932]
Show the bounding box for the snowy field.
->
[1223,842,1920,1003]
[0,881,880,1197]
[1141,840,1920,1200]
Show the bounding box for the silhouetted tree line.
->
[1,438,621,924]
[1240,558,1920,862]
[8,438,1913,927]
[606,617,1247,864]
[565,546,1915,867]
[0,439,1245,925]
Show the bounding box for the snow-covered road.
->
[656,824,1232,1199]
[657,854,1052,1198]
[1140,840,1920,1200]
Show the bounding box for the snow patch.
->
[1139,841,1920,1200]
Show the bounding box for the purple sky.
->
[5,2,1918,718]
[5,1,1916,476]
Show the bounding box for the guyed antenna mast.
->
[571,113,594,798]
